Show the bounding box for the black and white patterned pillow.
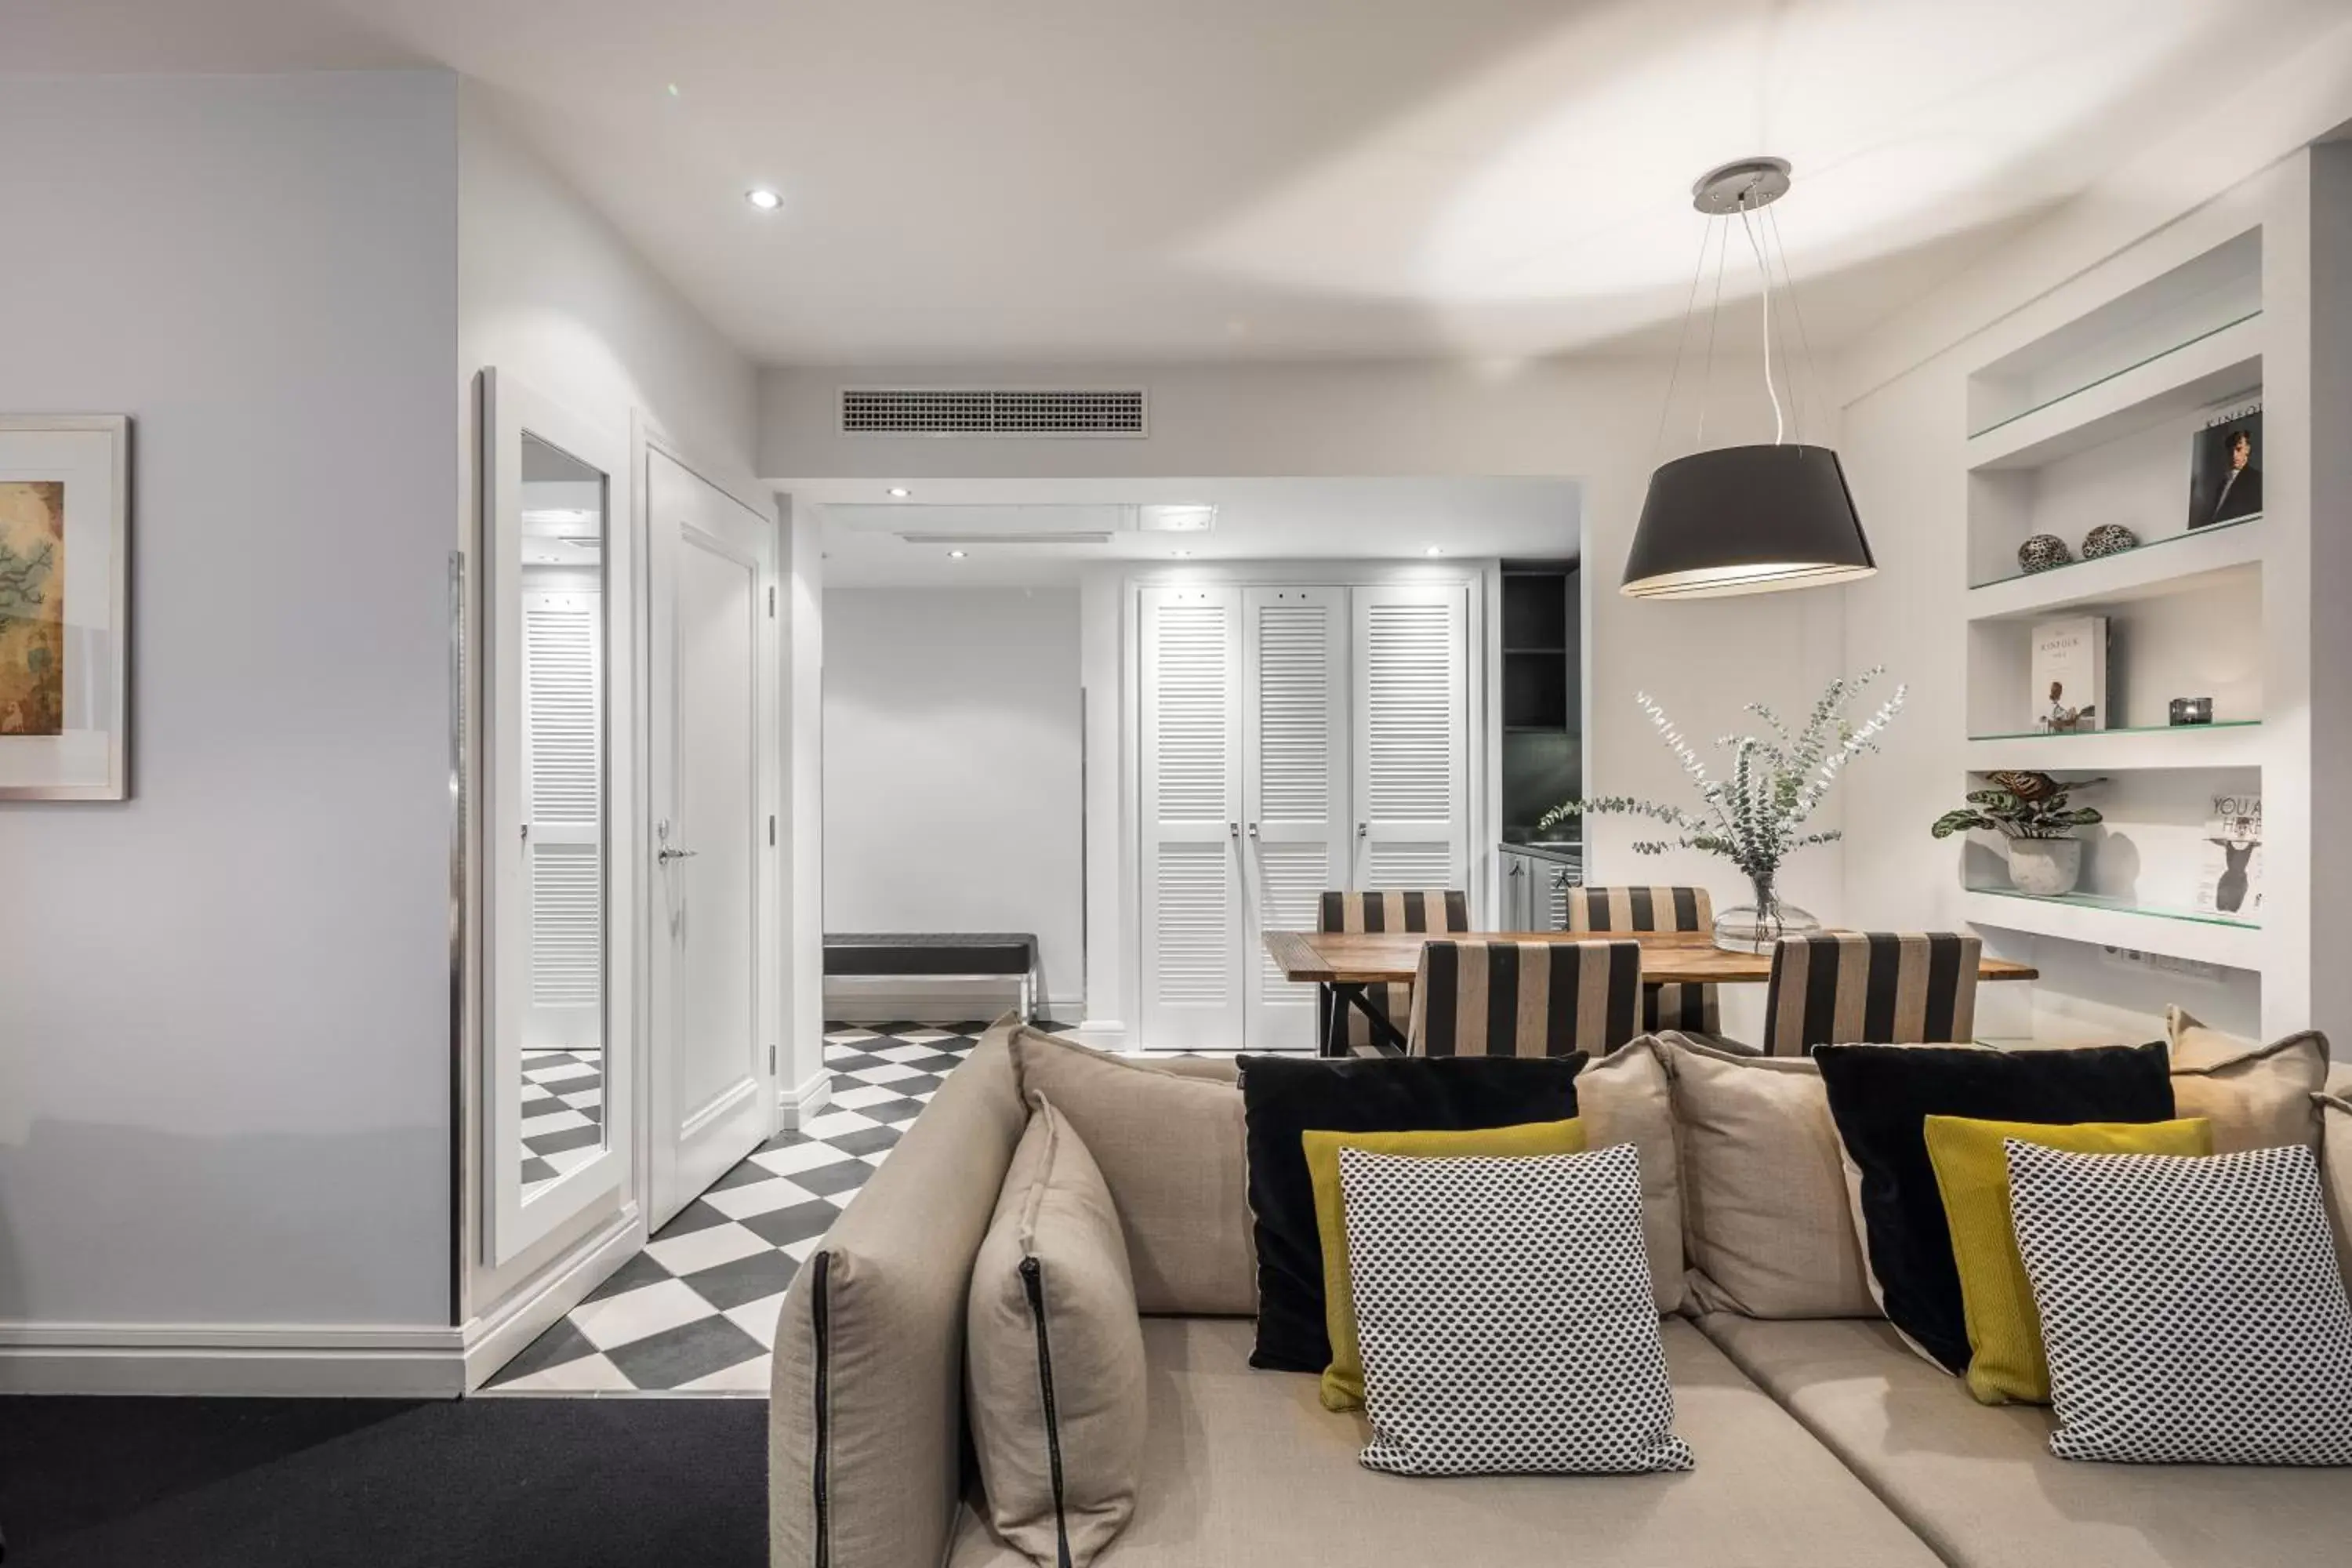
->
[1337,1143,1694,1475]
[2005,1139,2352,1465]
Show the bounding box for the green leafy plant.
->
[1537,669,1906,902]
[1929,771,2103,840]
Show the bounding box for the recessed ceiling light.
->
[947,549,967,559]
[746,187,782,212]
[1425,546,1444,557]
[1174,549,1193,558]
[887,485,910,498]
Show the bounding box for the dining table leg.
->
[1325,982,1410,1057]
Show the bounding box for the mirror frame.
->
[479,369,638,1267]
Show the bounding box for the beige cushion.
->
[1657,1031,1878,1319]
[1010,1026,1255,1315]
[1577,1037,1685,1313]
[946,1317,1940,1568]
[2165,1007,2330,1151]
[2320,1094,2352,1276]
[1137,1054,1241,1083]
[1697,1313,2352,1568]
[771,1019,1032,1568]
[967,1099,1146,1568]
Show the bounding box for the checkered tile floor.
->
[483,1022,985,1394]
[521,1048,605,1200]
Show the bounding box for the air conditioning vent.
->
[840,387,1148,438]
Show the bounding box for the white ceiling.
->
[11,0,2346,365]
[803,477,1579,588]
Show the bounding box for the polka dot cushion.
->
[2005,1139,2352,1465]
[1337,1143,1694,1476]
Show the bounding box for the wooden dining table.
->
[1262,927,2038,1057]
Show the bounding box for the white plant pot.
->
[2007,837,2082,896]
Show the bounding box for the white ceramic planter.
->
[2007,837,2082,896]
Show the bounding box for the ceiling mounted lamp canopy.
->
[1621,158,1875,601]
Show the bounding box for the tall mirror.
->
[481,370,633,1267]
[514,434,607,1202]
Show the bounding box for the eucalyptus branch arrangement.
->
[1537,670,1907,944]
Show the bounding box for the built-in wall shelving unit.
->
[1498,561,1581,846]
[1957,227,2270,993]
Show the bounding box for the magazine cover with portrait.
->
[2188,403,2262,530]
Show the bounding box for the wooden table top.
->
[1263,927,2038,986]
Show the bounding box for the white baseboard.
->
[0,1210,655,1397]
[459,1210,646,1392]
[781,1065,832,1129]
[0,1320,467,1397]
[1059,1018,1128,1051]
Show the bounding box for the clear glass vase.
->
[1712,879,1820,954]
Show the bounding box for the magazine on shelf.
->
[2198,793,2263,920]
[2030,615,2107,734]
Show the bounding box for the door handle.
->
[1229,821,1240,840]
[1247,822,1259,839]
[658,846,699,863]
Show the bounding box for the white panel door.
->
[1351,584,1469,893]
[1138,586,1244,1051]
[648,450,776,1228]
[521,589,603,1048]
[1242,586,1348,1051]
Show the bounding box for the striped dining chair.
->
[1318,890,1471,1055]
[1406,939,1644,1060]
[1761,932,1982,1057]
[1566,885,1720,1034]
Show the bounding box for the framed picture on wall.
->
[0,415,130,800]
[2187,401,2262,530]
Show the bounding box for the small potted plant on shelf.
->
[1538,670,1906,953]
[1930,770,2103,896]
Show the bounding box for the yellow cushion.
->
[1924,1114,2212,1406]
[1304,1118,1587,1412]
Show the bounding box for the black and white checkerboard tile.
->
[483,1023,984,1394]
[521,1049,605,1199]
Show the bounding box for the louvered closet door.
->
[1351,584,1469,892]
[1242,587,1348,1051]
[1138,586,1244,1051]
[521,588,602,1048]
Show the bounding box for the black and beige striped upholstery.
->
[1565,885,1720,1034]
[1406,939,1644,1060]
[1319,889,1471,1053]
[1761,932,1982,1057]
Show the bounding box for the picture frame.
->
[0,415,130,800]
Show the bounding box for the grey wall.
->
[0,73,459,1329]
[821,586,1084,1011]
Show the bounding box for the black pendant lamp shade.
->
[1621,442,1875,599]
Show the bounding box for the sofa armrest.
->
[771,1020,1029,1568]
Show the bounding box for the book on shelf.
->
[2198,793,2263,920]
[2030,615,2107,734]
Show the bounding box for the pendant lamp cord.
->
[1651,216,1716,467]
[1766,202,1823,448]
[1739,196,1784,446]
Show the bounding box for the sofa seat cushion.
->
[946,1316,1941,1567]
[1696,1313,2352,1568]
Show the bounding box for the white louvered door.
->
[1138,586,1244,1051]
[1351,584,1470,892]
[521,590,602,1047]
[1241,587,1348,1051]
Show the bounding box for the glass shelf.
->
[1966,310,2262,441]
[1969,514,2259,593]
[1965,720,2261,742]
[1965,884,2259,931]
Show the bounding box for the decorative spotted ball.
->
[2018,534,2072,574]
[2081,524,2139,559]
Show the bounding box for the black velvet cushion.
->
[1812,1042,2174,1374]
[1237,1052,1587,1373]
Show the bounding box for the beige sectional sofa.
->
[771,1024,2352,1568]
